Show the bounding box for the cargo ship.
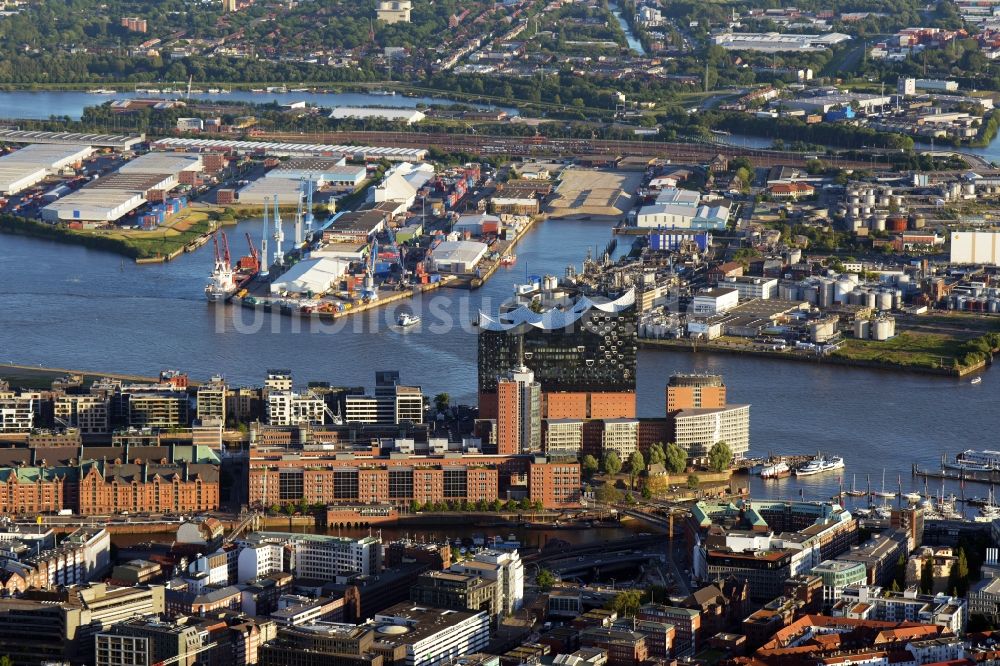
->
[205,231,260,302]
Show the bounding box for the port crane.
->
[294,189,304,247]
[272,194,284,267]
[362,240,379,301]
[260,198,270,277]
[244,232,260,272]
[302,176,315,233]
[384,223,409,287]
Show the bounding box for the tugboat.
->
[397,312,421,327]
[205,233,236,302]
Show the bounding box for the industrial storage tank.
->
[854,319,870,339]
[872,317,896,341]
[870,216,886,232]
[864,291,877,309]
[849,289,866,305]
[818,279,835,308]
[802,284,819,304]
[964,182,976,196]
[865,191,876,207]
[990,298,999,313]
[887,215,907,232]
[543,275,558,290]
[909,214,925,229]
[780,284,800,301]
[834,278,855,303]
[876,290,894,311]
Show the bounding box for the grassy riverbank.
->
[0,209,220,260]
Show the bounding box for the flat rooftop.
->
[0,129,143,149]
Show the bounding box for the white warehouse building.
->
[950,231,1000,265]
[430,240,488,273]
[0,143,93,195]
[269,257,350,295]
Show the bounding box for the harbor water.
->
[0,89,513,121]
[1,217,997,507]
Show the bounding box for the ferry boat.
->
[397,313,421,327]
[760,461,791,479]
[795,455,845,476]
[947,449,1000,471]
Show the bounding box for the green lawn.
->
[832,332,966,369]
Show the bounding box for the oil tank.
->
[872,317,896,341]
[849,289,865,305]
[964,182,976,196]
[909,214,925,229]
[802,284,819,304]
[543,275,558,290]
[818,279,835,307]
[864,291,877,309]
[870,216,886,232]
[834,278,854,303]
[780,284,800,301]
[854,319,870,339]
[876,290,893,311]
[887,215,907,232]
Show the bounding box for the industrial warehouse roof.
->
[85,173,173,192]
[118,152,202,176]
[152,137,427,161]
[432,240,487,264]
[0,144,94,194]
[329,107,426,124]
[269,257,349,295]
[0,129,144,149]
[238,176,308,205]
[478,288,636,331]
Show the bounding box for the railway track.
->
[249,130,882,168]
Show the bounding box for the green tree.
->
[687,474,700,489]
[648,443,666,466]
[581,454,600,478]
[602,451,622,477]
[596,483,622,504]
[949,548,970,596]
[606,589,644,617]
[536,569,556,591]
[708,441,733,472]
[641,485,653,499]
[628,451,646,490]
[664,443,688,474]
[433,393,450,413]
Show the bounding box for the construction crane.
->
[272,194,284,267]
[260,197,270,277]
[362,240,379,301]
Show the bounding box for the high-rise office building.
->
[478,289,637,421]
[666,374,748,462]
[495,367,541,455]
[666,374,727,413]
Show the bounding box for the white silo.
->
[854,319,870,339]
[873,317,896,341]
[876,290,893,311]
[834,278,854,303]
